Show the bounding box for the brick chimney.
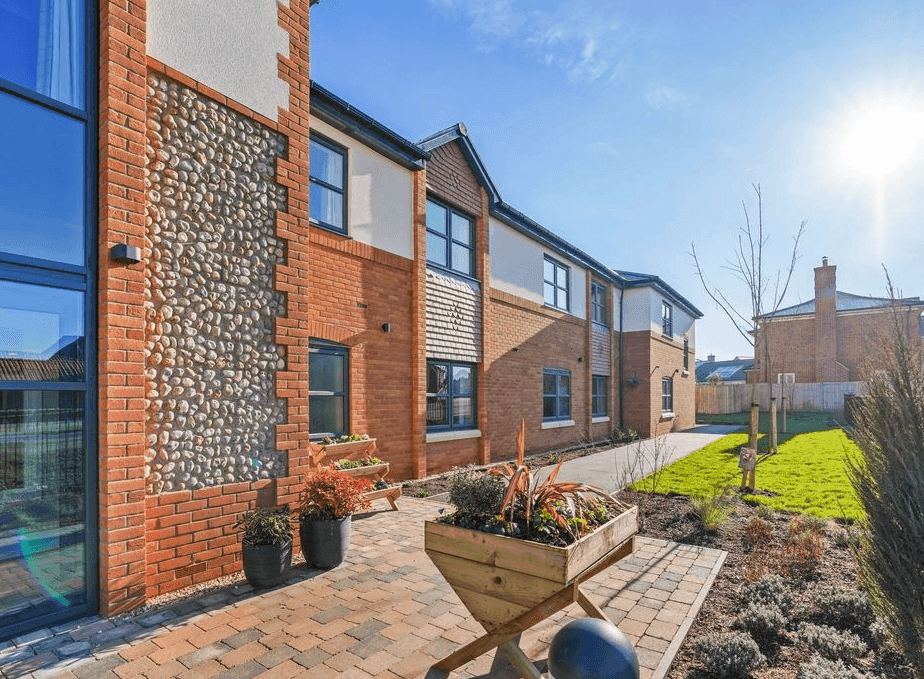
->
[814,257,837,381]
[707,354,715,362]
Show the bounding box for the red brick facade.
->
[753,260,924,383]
[91,2,700,619]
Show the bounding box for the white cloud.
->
[645,85,685,109]
[429,0,631,84]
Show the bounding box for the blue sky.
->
[310,0,924,360]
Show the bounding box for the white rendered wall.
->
[622,286,695,346]
[489,218,587,320]
[147,0,289,122]
[311,118,414,260]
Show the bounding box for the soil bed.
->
[616,489,911,679]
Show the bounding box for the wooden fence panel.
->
[696,382,866,414]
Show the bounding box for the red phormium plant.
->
[298,468,372,520]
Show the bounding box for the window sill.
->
[426,429,481,443]
[541,419,575,430]
[660,412,675,420]
[592,416,610,424]
[310,220,351,239]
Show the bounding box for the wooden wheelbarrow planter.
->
[307,439,402,510]
[424,504,638,679]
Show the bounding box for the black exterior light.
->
[110,243,142,264]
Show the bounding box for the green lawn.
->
[634,414,864,520]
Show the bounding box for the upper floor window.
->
[0,0,85,109]
[543,256,569,311]
[661,301,673,337]
[309,340,349,438]
[591,281,608,326]
[310,136,346,233]
[543,368,571,421]
[662,376,673,413]
[426,198,474,276]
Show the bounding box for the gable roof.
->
[765,291,924,318]
[616,270,704,319]
[695,357,753,383]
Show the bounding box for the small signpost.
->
[740,401,759,491]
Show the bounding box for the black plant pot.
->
[300,515,351,569]
[241,539,292,588]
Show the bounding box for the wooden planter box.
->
[339,462,389,478]
[306,439,401,510]
[425,505,638,631]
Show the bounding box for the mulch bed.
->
[616,489,911,678]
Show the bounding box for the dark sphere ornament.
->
[548,618,640,679]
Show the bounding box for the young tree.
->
[691,184,806,385]
[691,184,806,453]
[850,277,924,677]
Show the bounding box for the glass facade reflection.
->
[0,0,91,642]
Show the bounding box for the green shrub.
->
[235,506,293,547]
[796,654,869,679]
[797,622,867,662]
[754,503,775,521]
[447,466,505,519]
[691,486,735,532]
[738,602,787,638]
[741,574,793,614]
[692,632,766,678]
[849,290,924,678]
[812,587,875,632]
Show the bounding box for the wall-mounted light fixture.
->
[381,323,391,333]
[110,243,142,264]
[577,357,583,363]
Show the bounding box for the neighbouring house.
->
[695,355,754,384]
[0,0,701,640]
[751,257,924,383]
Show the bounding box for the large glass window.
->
[309,341,349,438]
[0,0,92,640]
[0,0,85,109]
[543,368,571,421]
[310,136,346,233]
[426,198,474,277]
[543,256,569,311]
[592,376,608,417]
[427,361,475,430]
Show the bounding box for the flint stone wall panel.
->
[144,74,288,494]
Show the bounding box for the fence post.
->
[770,397,778,453]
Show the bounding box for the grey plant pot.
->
[300,515,351,569]
[241,539,292,588]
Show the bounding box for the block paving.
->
[0,499,725,679]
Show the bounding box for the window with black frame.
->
[309,341,349,438]
[543,368,571,420]
[662,376,673,413]
[425,198,475,277]
[426,361,475,430]
[661,301,673,337]
[591,281,608,326]
[310,136,346,233]
[592,375,609,417]
[543,256,570,311]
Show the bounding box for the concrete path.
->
[536,424,743,493]
[0,498,726,679]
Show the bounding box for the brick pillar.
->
[98,0,149,616]
[814,257,837,382]
[477,187,491,465]
[411,169,427,477]
[274,0,313,508]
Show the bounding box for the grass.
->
[634,411,864,520]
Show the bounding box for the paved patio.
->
[0,499,726,679]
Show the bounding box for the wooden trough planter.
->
[424,504,638,678]
[306,439,401,510]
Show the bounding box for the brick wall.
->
[98,0,150,617]
[622,331,691,437]
[485,290,588,456]
[754,315,816,383]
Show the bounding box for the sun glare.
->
[843,104,924,178]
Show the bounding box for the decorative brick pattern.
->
[426,141,481,218]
